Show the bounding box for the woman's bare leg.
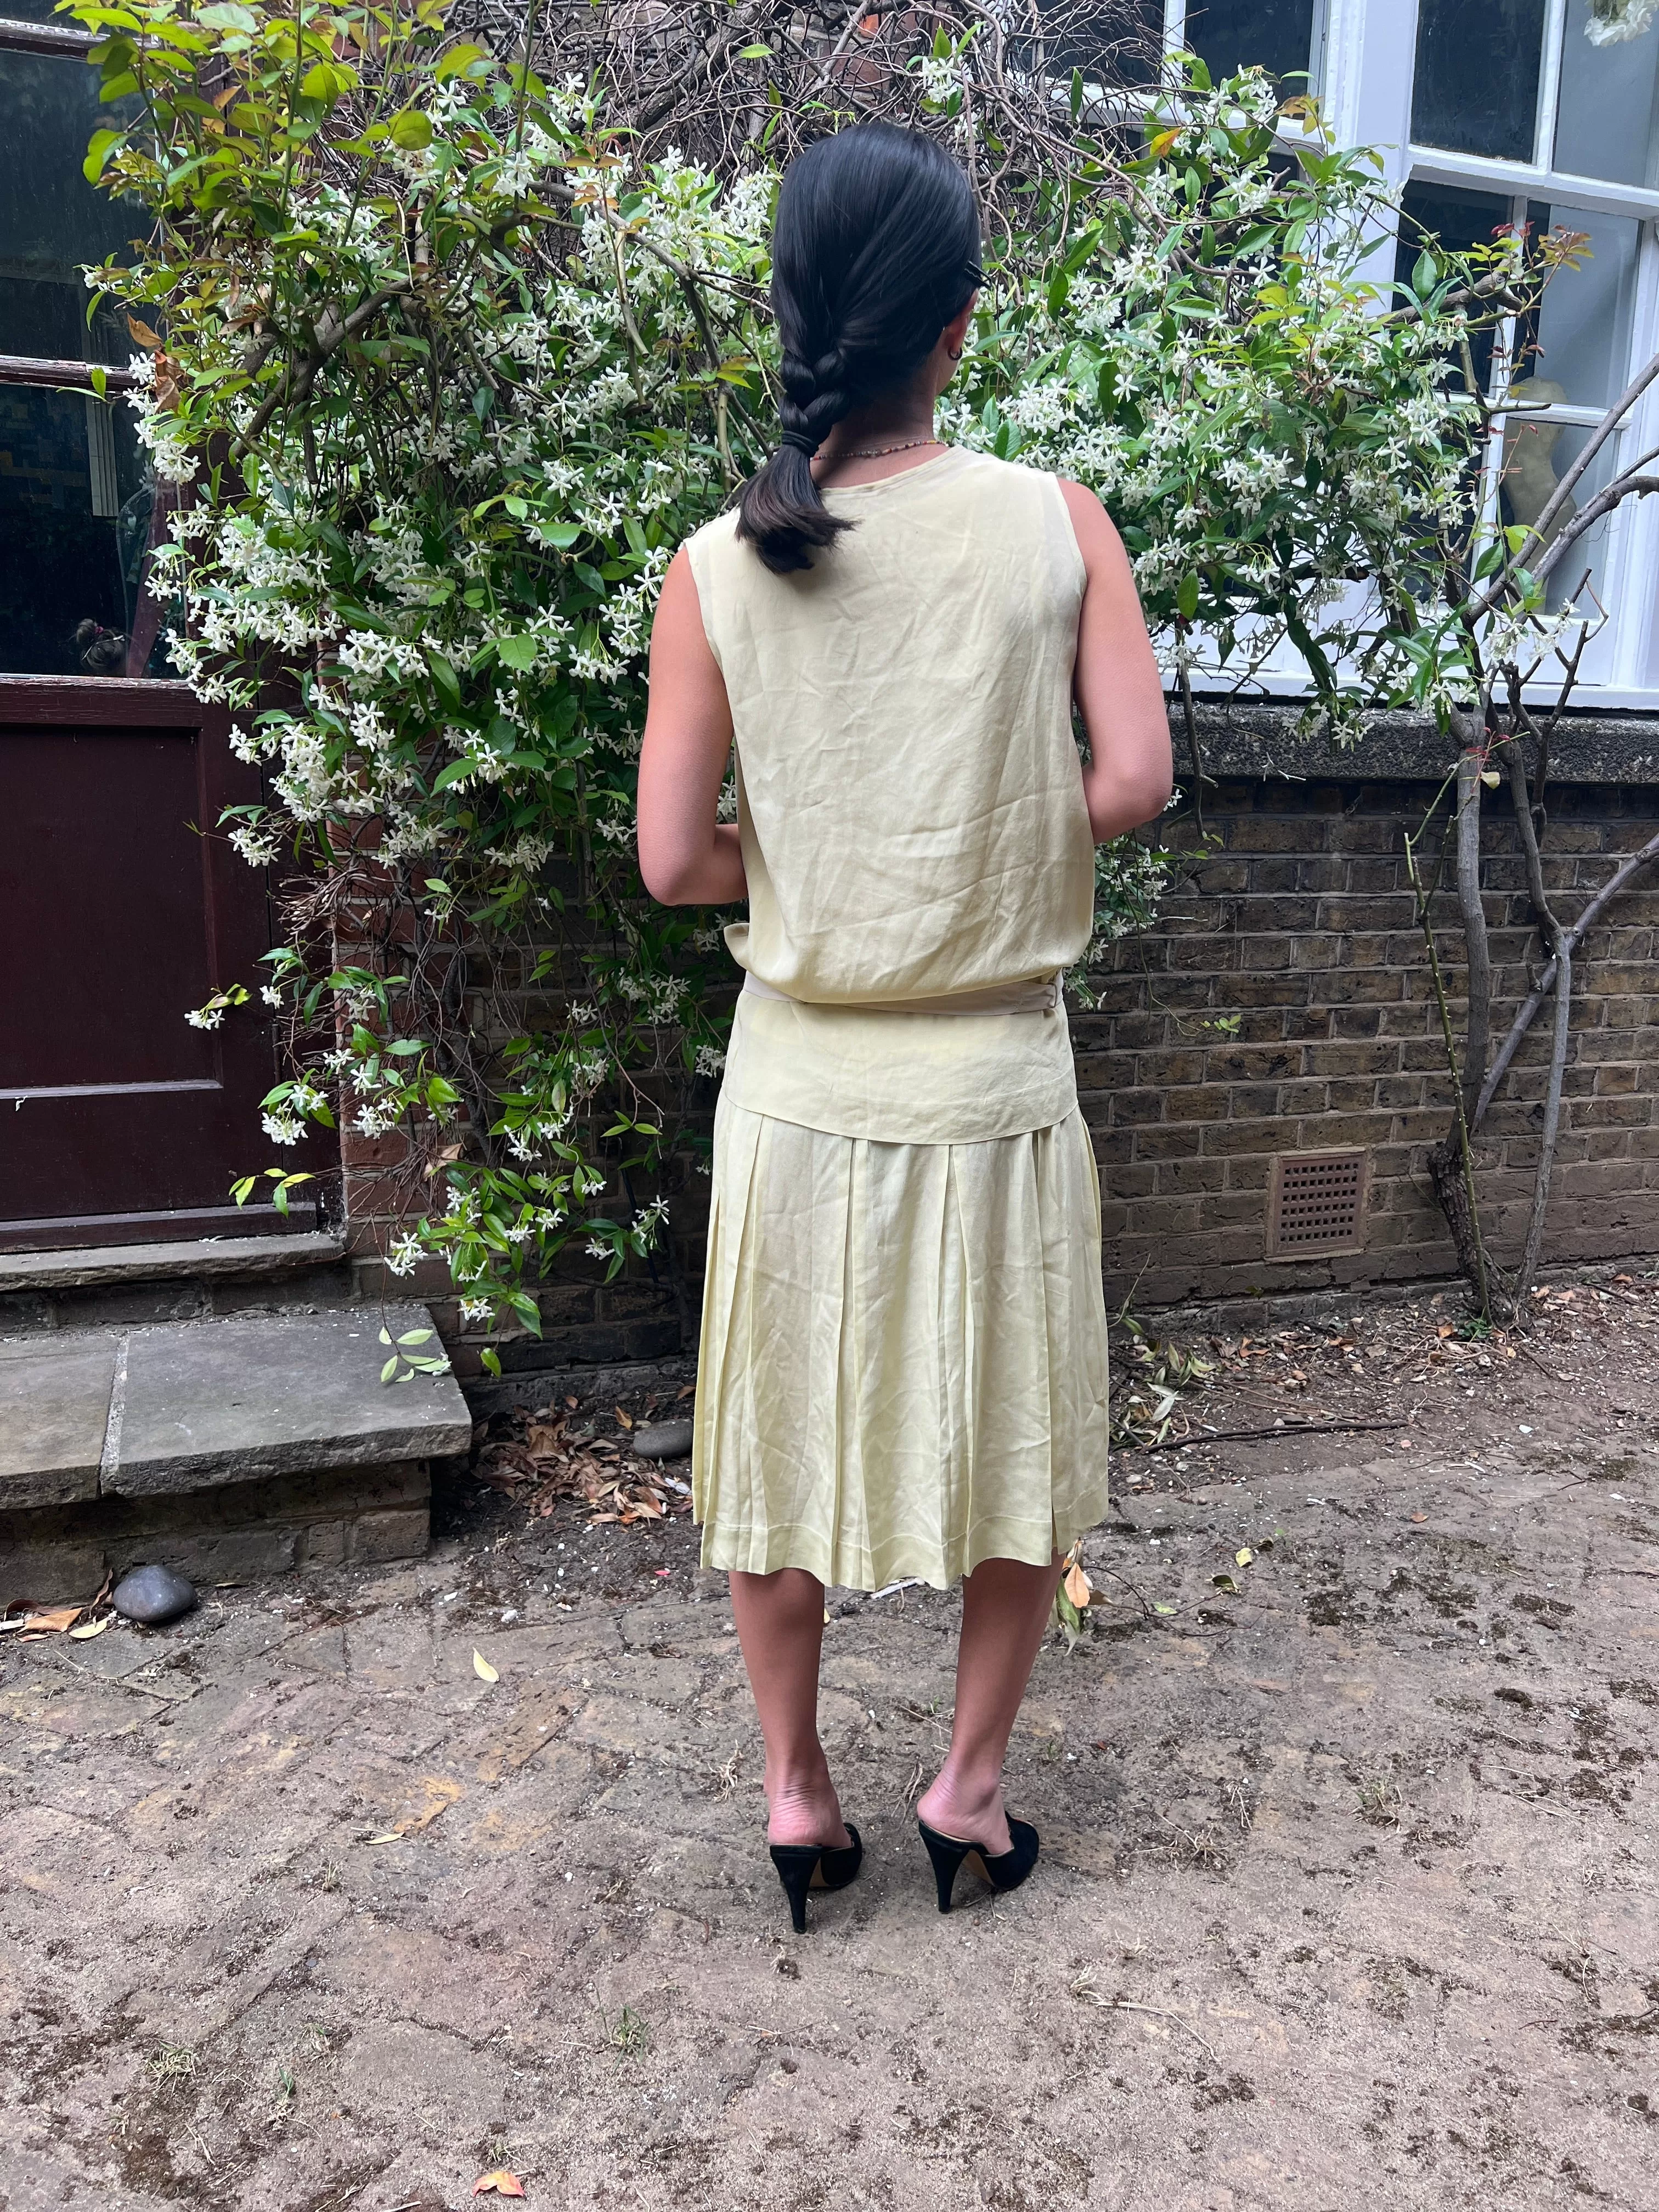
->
[729,1567,852,1850]
[915,1554,1063,1858]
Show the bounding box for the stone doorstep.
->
[0,1229,346,1295]
[0,1459,433,1607]
[0,1306,471,1604]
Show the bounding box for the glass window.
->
[0,43,163,677]
[1523,208,1642,408]
[1035,2,1166,87]
[1181,0,1317,84]
[1554,0,1659,187]
[1412,0,1548,162]
[1396,182,1516,398]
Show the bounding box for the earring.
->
[947,343,964,360]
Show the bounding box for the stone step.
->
[0,1306,472,1605]
[0,1230,355,1336]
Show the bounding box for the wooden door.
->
[0,677,315,1250]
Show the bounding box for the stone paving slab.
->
[0,1335,115,1506]
[0,1444,1654,2210]
[110,1306,471,1491]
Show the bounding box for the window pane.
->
[1396,182,1515,398]
[0,51,142,359]
[0,383,162,676]
[1554,0,1659,187]
[1412,0,1547,162]
[1031,2,1166,88]
[1524,207,1641,409]
[1500,419,1620,614]
[1182,0,1316,83]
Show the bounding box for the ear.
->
[941,291,977,356]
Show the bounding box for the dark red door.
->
[0,676,310,1250]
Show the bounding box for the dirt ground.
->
[2,1266,1656,2212]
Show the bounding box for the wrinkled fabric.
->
[693,1098,1112,1590]
[685,448,1095,1144]
[684,448,1112,1588]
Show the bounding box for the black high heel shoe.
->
[769,1824,863,1934]
[917,1816,1040,1913]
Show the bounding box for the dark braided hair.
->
[737,122,981,575]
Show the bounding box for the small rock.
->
[111,1564,198,1627]
[631,1418,693,1462]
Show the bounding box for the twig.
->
[1126,1418,1407,1452]
[1070,1979,1218,2062]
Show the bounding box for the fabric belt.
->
[741,971,1063,1017]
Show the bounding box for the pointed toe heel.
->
[917,1816,1040,1914]
[769,1822,862,1933]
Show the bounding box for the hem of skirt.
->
[696,1493,1110,1592]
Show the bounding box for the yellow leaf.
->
[1063,1561,1092,1609]
[614,1406,633,1429]
[68,1614,113,1640]
[1235,1548,1254,1568]
[364,1832,403,1846]
[473,1649,499,1683]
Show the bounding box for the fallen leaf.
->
[1212,1574,1239,1594]
[68,1614,114,1640]
[1234,1548,1254,1568]
[364,1832,403,1846]
[615,1406,633,1429]
[473,2174,526,2199]
[1436,1323,1457,1339]
[1063,1561,1092,1609]
[22,1605,83,1634]
[473,1649,499,1683]
[1410,1511,1429,1523]
[1153,1602,1180,1616]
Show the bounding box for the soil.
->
[1,1262,1655,2210]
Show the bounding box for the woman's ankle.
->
[916,1766,1011,1854]
[764,1759,850,1849]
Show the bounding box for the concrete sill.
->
[0,1231,347,1295]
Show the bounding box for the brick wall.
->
[340,712,1659,1364]
[1081,768,1659,1306]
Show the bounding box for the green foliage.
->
[69,8,1560,1335]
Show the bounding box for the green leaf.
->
[426,649,461,707]
[379,1327,393,1346]
[397,1328,434,1346]
[494,635,538,672]
[539,522,582,550]
[388,109,433,150]
[1176,572,1200,622]
[481,1347,503,1378]
[83,127,121,183]
[381,1355,399,1383]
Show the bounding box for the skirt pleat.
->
[692,1096,1112,1591]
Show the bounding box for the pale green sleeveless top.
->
[684,446,1094,1143]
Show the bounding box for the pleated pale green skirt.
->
[691,1096,1112,1590]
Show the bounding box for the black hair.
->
[736,122,981,575]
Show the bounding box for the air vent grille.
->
[1267,1149,1368,1257]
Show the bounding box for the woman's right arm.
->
[1057,479,1175,843]
[637,547,747,906]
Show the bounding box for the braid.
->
[736,123,981,574]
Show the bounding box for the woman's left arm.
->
[636,548,747,907]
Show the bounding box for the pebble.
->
[111,1564,198,1627]
[632,1418,694,1462]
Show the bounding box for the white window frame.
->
[1159,0,1659,706]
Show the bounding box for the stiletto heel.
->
[917,1816,1040,1913]
[768,1823,862,1933]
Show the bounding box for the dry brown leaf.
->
[472,2175,526,2199]
[126,313,162,348]
[22,1605,83,1635]
[1063,1561,1091,1609]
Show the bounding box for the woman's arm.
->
[636,546,747,906]
[1058,480,1175,844]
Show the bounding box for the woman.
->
[637,122,1171,1929]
